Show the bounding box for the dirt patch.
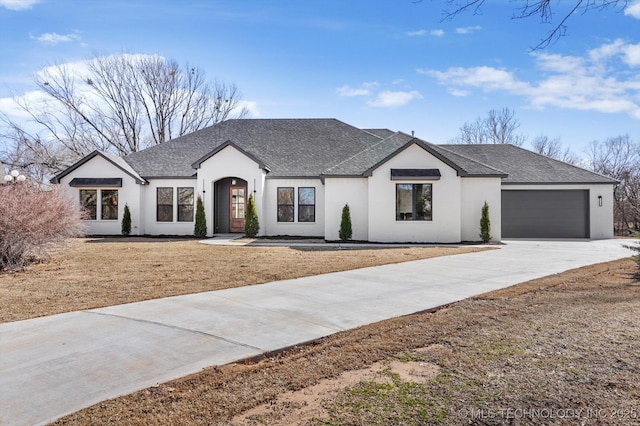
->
[0,238,486,323]
[49,257,639,426]
[232,357,441,425]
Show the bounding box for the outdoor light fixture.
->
[3,170,26,183]
[598,195,603,207]
[231,179,237,185]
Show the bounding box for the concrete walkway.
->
[0,239,635,425]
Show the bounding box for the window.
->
[298,187,315,222]
[396,184,432,221]
[101,190,118,220]
[157,187,173,222]
[80,190,97,220]
[177,187,195,222]
[277,187,294,222]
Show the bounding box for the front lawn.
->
[0,238,484,323]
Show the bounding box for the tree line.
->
[452,108,639,235]
[0,53,247,183]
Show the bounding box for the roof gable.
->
[323,132,506,178]
[191,140,270,171]
[51,151,146,184]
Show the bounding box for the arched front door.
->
[214,177,247,234]
[229,185,246,233]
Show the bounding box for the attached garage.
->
[502,190,589,238]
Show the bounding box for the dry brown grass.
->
[0,238,485,323]
[49,257,640,426]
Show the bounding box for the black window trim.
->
[157,187,174,222]
[177,187,195,222]
[297,187,316,223]
[277,187,295,223]
[395,183,433,221]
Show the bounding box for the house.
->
[51,119,617,242]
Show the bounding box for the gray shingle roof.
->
[323,132,415,176]
[78,119,616,185]
[124,119,382,178]
[440,144,618,184]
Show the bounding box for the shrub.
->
[479,201,492,243]
[0,182,85,271]
[194,195,207,238]
[121,204,132,236]
[244,193,260,237]
[339,204,353,241]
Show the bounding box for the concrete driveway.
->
[0,239,635,425]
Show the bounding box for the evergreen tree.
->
[194,196,207,238]
[244,193,260,237]
[121,204,131,236]
[339,204,353,241]
[479,201,492,242]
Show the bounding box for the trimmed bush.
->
[121,204,131,236]
[194,195,207,238]
[479,201,492,243]
[0,182,85,271]
[339,204,353,241]
[244,193,260,237]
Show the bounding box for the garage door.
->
[502,190,589,238]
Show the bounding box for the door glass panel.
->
[231,188,245,219]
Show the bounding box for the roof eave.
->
[191,140,269,171]
[50,151,147,185]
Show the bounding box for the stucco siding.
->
[460,177,502,242]
[142,179,197,235]
[368,144,462,243]
[324,178,369,241]
[264,178,325,237]
[57,155,143,235]
[195,145,267,237]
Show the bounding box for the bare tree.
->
[0,53,247,179]
[433,0,628,50]
[453,108,526,146]
[531,135,579,165]
[587,134,640,235]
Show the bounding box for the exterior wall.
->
[57,156,143,235]
[460,177,502,242]
[142,178,198,235]
[367,144,462,243]
[503,184,615,239]
[324,178,369,241]
[264,178,325,237]
[195,145,267,237]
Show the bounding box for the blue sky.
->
[1,0,639,157]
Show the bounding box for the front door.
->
[229,186,246,233]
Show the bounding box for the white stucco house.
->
[51,119,618,242]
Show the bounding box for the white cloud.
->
[32,31,81,45]
[455,26,482,35]
[0,0,41,10]
[367,90,423,108]
[625,0,640,18]
[236,100,259,117]
[407,29,427,37]
[336,81,379,97]
[623,42,640,66]
[423,40,640,119]
[407,29,444,37]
